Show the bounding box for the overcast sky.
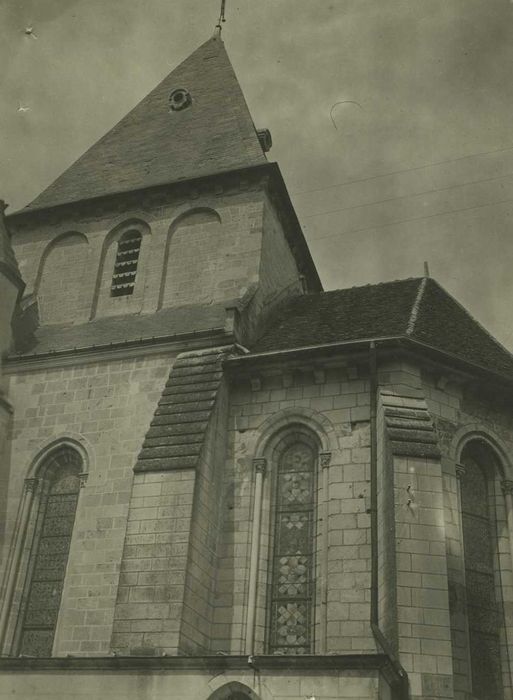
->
[2,0,513,350]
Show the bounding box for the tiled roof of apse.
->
[252,277,513,380]
[25,36,266,211]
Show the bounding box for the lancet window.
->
[460,443,503,699]
[17,447,82,657]
[268,439,316,654]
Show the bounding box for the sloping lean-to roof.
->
[25,36,266,211]
[251,277,513,380]
[135,346,232,473]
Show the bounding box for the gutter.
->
[225,334,513,389]
[5,327,229,369]
[224,336,400,364]
[228,337,411,696]
[368,341,410,700]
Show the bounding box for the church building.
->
[1,31,513,700]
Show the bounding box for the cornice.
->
[6,165,267,226]
[225,335,513,393]
[7,162,322,296]
[0,653,402,682]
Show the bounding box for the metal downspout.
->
[369,341,409,699]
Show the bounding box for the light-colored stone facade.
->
[2,30,513,700]
[9,182,303,339]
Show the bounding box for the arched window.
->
[460,442,504,700]
[17,447,82,657]
[268,438,317,654]
[110,229,142,296]
[206,682,259,700]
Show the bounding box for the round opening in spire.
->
[169,88,192,112]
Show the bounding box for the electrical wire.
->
[299,170,513,220]
[305,194,513,242]
[290,143,513,197]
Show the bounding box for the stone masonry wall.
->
[377,357,513,699]
[378,361,454,699]
[0,667,387,700]
[239,195,304,344]
[179,380,230,653]
[421,369,513,700]
[160,207,260,310]
[36,232,93,325]
[1,352,173,655]
[110,468,195,655]
[224,359,376,655]
[10,184,302,330]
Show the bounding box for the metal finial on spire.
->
[215,0,227,36]
[423,261,430,277]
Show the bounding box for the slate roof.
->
[251,277,513,380]
[134,346,232,473]
[11,303,228,356]
[25,36,266,212]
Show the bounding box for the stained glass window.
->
[18,448,82,657]
[268,441,316,654]
[460,450,503,700]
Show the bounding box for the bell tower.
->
[0,34,320,661]
[7,36,320,351]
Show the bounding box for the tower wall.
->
[9,180,304,339]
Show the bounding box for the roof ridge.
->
[23,36,266,211]
[323,276,424,297]
[425,277,513,361]
[406,277,428,335]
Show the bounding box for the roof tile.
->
[252,277,513,380]
[135,346,233,473]
[26,37,266,211]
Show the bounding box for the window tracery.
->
[459,443,504,699]
[268,440,316,654]
[17,447,82,657]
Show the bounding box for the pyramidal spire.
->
[26,37,267,211]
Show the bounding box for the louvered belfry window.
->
[110,230,142,296]
[269,441,316,654]
[460,451,503,700]
[18,448,82,657]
